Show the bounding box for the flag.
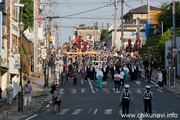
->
[145,21,150,39]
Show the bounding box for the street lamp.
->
[18,21,24,113]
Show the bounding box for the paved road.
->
[24,75,180,120]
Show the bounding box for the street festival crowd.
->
[36,46,168,117]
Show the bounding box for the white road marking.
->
[71,89,76,94]
[157,89,163,92]
[102,88,109,93]
[44,95,51,102]
[136,81,141,85]
[58,109,69,115]
[41,109,52,115]
[87,108,92,114]
[88,79,96,93]
[96,88,98,92]
[136,89,142,94]
[25,114,38,120]
[104,109,112,115]
[72,109,83,115]
[81,88,86,93]
[46,104,50,108]
[93,109,98,114]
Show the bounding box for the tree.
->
[158,1,180,32]
[157,29,172,65]
[100,29,108,41]
[20,0,42,29]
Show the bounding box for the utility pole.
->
[136,18,140,40]
[55,20,59,49]
[113,0,117,47]
[172,0,177,77]
[34,0,38,72]
[147,0,150,22]
[147,0,150,67]
[121,0,124,49]
[141,0,144,6]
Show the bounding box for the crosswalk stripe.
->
[71,89,76,94]
[104,109,112,115]
[81,88,86,93]
[72,109,83,115]
[59,109,69,115]
[157,89,162,92]
[93,109,98,114]
[102,88,110,93]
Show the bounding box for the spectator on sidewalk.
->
[23,80,32,108]
[44,64,50,87]
[6,81,13,105]
[157,69,163,89]
[161,67,167,86]
[53,86,62,114]
[50,80,59,104]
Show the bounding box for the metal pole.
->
[18,31,23,113]
[113,0,117,47]
[34,0,38,72]
[56,20,59,49]
[121,0,124,50]
[147,0,150,22]
[172,0,177,77]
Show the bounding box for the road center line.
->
[94,109,98,114]
[25,114,38,120]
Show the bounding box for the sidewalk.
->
[0,71,52,120]
[142,69,180,93]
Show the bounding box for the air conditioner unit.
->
[2,26,7,35]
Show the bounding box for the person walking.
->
[161,67,167,86]
[114,71,120,92]
[44,64,50,87]
[120,69,125,86]
[120,84,133,119]
[96,67,103,88]
[50,80,59,104]
[157,69,163,89]
[123,64,129,81]
[80,66,86,85]
[6,81,13,105]
[53,86,62,114]
[23,80,32,108]
[73,64,78,85]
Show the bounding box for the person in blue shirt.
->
[44,64,49,87]
[142,85,154,114]
[120,84,133,119]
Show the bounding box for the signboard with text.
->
[14,54,20,69]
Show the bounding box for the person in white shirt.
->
[123,64,129,81]
[120,69,125,86]
[114,71,121,91]
[96,68,103,88]
[58,57,64,74]
[157,69,163,89]
[6,81,13,104]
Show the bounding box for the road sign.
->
[172,48,177,58]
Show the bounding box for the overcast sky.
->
[41,0,172,46]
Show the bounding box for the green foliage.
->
[20,0,34,29]
[157,29,172,65]
[158,1,180,32]
[100,29,108,40]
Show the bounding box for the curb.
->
[142,71,180,94]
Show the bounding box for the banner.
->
[14,54,20,69]
[41,49,46,59]
[145,21,150,39]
